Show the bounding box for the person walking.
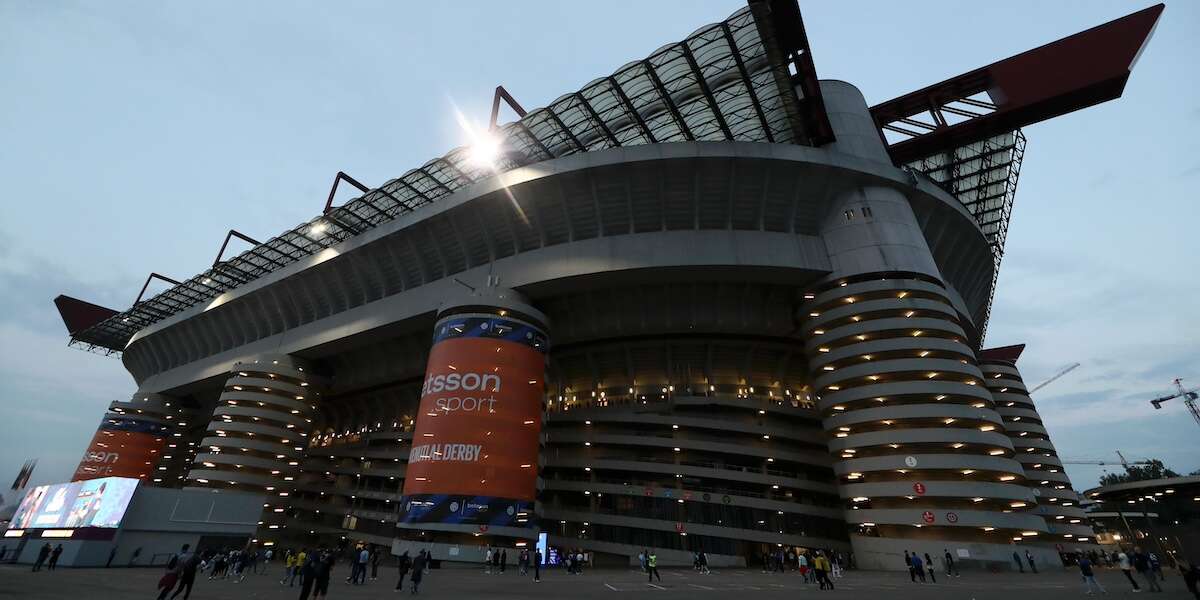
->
[924,553,937,583]
[1133,546,1163,592]
[1118,550,1141,591]
[814,551,834,590]
[370,547,381,581]
[1026,550,1039,574]
[501,548,508,573]
[485,547,493,574]
[798,552,810,583]
[281,551,296,586]
[395,551,411,592]
[647,550,661,583]
[157,546,184,600]
[296,550,317,600]
[911,552,926,582]
[169,546,200,600]
[1150,553,1163,582]
[1181,561,1198,600]
[410,550,427,595]
[32,543,51,572]
[698,549,710,575]
[1013,551,1025,573]
[291,549,307,587]
[312,549,335,600]
[1077,553,1106,595]
[943,549,959,577]
[47,544,63,570]
[905,550,916,582]
[534,549,542,583]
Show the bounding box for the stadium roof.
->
[56,0,1162,355]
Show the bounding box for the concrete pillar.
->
[980,356,1097,543]
[797,81,1049,570]
[397,286,549,541]
[187,354,319,508]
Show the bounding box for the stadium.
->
[49,0,1161,570]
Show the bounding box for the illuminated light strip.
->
[4,529,24,537]
[41,530,75,538]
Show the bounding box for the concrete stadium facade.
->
[56,0,1163,571]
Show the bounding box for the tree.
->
[1098,459,1179,486]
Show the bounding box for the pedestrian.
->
[292,549,307,587]
[410,550,427,594]
[354,545,369,584]
[395,551,411,592]
[1077,553,1106,595]
[501,548,508,573]
[32,543,51,572]
[296,549,316,600]
[943,548,959,577]
[577,551,585,574]
[1133,546,1163,592]
[281,550,296,586]
[1013,551,1025,573]
[534,549,542,582]
[169,546,200,600]
[911,552,926,582]
[313,549,335,600]
[832,552,843,578]
[371,547,381,581]
[1026,550,1039,574]
[799,552,810,583]
[519,549,529,576]
[1150,552,1163,582]
[699,549,710,575]
[1117,550,1141,591]
[1180,561,1198,600]
[157,546,184,600]
[814,551,834,590]
[485,547,493,574]
[492,547,502,574]
[905,550,915,582]
[647,550,661,582]
[47,544,63,570]
[638,550,646,573]
[924,553,937,583]
[264,548,274,574]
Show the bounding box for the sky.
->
[0,0,1197,495]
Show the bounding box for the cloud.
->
[0,242,134,487]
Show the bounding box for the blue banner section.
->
[98,416,170,436]
[431,316,548,353]
[398,494,535,528]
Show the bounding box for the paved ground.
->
[0,564,1194,599]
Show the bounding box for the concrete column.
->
[187,354,319,507]
[396,285,550,542]
[74,392,197,484]
[797,81,1048,570]
[980,357,1097,543]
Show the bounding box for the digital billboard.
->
[73,416,169,481]
[399,314,548,528]
[9,477,139,529]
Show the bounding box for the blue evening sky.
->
[1,1,1197,492]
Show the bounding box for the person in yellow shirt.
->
[289,550,307,587]
[814,552,834,590]
[280,551,297,586]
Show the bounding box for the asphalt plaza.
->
[0,564,1195,599]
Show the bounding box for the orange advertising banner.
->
[403,332,545,502]
[73,419,168,482]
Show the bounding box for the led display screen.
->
[9,477,139,529]
[73,416,169,481]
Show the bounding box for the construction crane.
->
[1029,362,1081,394]
[1150,378,1200,427]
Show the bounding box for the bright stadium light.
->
[454,107,502,169]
